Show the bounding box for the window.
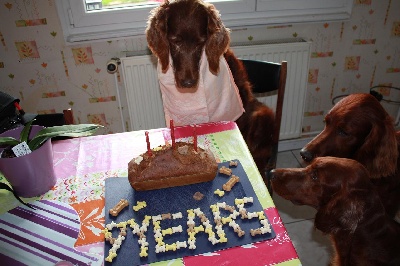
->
[56,0,353,44]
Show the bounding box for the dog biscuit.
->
[250,228,263,236]
[109,199,129,216]
[222,175,240,191]
[162,213,172,220]
[219,166,232,176]
[193,191,204,200]
[229,161,238,167]
[133,201,147,211]
[214,189,225,197]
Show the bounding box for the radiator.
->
[120,55,166,131]
[121,38,311,140]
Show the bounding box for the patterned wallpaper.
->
[0,0,399,136]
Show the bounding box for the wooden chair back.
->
[240,59,288,193]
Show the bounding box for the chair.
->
[33,108,75,127]
[0,91,75,133]
[63,108,75,125]
[240,59,287,194]
[32,109,75,140]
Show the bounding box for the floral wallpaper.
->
[0,0,399,136]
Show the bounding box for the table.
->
[0,121,300,266]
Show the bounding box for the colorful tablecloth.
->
[0,121,301,266]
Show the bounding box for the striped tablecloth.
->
[0,200,101,265]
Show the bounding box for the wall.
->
[0,0,399,136]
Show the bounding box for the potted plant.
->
[0,121,103,200]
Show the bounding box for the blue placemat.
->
[104,160,275,266]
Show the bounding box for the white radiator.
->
[121,39,311,139]
[232,39,311,139]
[120,55,166,130]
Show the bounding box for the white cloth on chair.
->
[157,50,244,127]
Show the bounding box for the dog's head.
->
[146,0,230,89]
[271,157,371,209]
[271,157,377,233]
[300,93,398,178]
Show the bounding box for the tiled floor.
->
[273,150,333,266]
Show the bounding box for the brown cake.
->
[128,142,218,191]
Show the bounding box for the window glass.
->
[55,0,352,44]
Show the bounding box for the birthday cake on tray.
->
[104,122,276,265]
[128,141,218,191]
[104,160,275,265]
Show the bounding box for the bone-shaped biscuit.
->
[229,161,238,167]
[222,175,240,191]
[250,228,263,236]
[109,199,129,216]
[219,166,232,176]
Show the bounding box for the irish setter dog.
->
[271,157,400,266]
[146,0,274,179]
[300,93,400,219]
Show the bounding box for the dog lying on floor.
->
[270,157,400,266]
[300,93,400,220]
[146,0,275,180]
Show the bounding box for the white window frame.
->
[56,0,353,44]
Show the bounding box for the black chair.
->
[240,59,287,194]
[0,91,75,133]
[33,109,75,127]
[32,109,75,140]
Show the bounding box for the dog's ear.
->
[205,4,230,75]
[315,191,365,234]
[246,107,274,151]
[354,116,398,178]
[146,2,170,73]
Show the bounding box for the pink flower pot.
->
[0,126,56,197]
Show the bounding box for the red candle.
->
[193,124,197,151]
[145,131,152,156]
[170,119,175,148]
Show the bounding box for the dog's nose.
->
[181,79,196,88]
[300,148,314,162]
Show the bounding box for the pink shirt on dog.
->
[157,50,244,127]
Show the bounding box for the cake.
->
[128,142,218,191]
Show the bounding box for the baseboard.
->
[278,135,316,152]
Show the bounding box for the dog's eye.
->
[311,171,318,180]
[169,36,182,45]
[197,37,207,45]
[338,128,349,136]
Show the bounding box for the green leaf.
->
[0,124,102,151]
[35,124,101,137]
[20,120,33,143]
[28,124,102,150]
[0,137,20,148]
[51,127,99,137]
[0,182,35,209]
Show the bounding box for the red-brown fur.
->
[271,157,400,266]
[146,0,274,178]
[300,93,400,219]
